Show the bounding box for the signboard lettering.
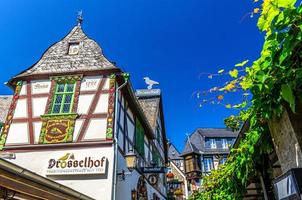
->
[46,153,107,175]
[141,167,165,174]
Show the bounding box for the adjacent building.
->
[167,143,188,200]
[0,96,12,131]
[181,128,238,194]
[0,22,168,200]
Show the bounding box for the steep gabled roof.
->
[181,128,238,156]
[168,143,182,160]
[14,25,116,78]
[181,132,203,156]
[136,89,161,130]
[0,95,12,123]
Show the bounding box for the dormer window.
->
[222,139,228,149]
[205,138,217,149]
[68,43,79,55]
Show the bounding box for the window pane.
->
[203,157,213,172]
[66,84,74,92]
[216,139,222,148]
[205,138,211,149]
[57,84,65,92]
[210,139,217,149]
[64,94,73,104]
[62,103,71,113]
[54,94,63,104]
[50,82,75,114]
[219,157,227,165]
[185,158,194,172]
[222,139,228,149]
[227,138,235,147]
[52,105,61,113]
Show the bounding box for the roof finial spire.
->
[186,133,194,152]
[77,10,83,26]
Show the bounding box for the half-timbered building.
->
[0,22,168,200]
[181,128,238,195]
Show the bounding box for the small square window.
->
[68,43,79,55]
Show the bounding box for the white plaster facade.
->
[1,25,168,200]
[7,147,114,200]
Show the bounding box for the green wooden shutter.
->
[135,119,145,157]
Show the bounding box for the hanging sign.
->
[140,167,165,174]
[46,153,107,175]
[148,174,158,186]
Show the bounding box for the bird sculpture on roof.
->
[143,77,159,90]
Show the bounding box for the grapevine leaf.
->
[235,60,249,67]
[218,69,225,74]
[225,104,232,109]
[229,69,239,78]
[276,0,296,8]
[281,84,295,112]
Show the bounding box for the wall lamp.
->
[118,150,138,180]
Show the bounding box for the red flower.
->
[166,172,174,179]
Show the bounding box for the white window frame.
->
[210,139,217,149]
[222,139,228,149]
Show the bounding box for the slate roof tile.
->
[182,128,238,155]
[0,96,12,123]
[136,89,161,130]
[15,25,116,78]
[168,143,182,160]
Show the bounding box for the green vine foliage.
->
[191,0,302,199]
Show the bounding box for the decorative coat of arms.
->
[39,114,77,144]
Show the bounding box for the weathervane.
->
[143,77,159,90]
[77,10,83,26]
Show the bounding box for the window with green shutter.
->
[152,149,160,166]
[51,82,76,114]
[135,119,145,157]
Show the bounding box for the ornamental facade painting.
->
[39,75,82,144]
[137,176,148,200]
[106,77,115,140]
[0,81,23,149]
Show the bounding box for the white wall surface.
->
[80,76,101,91]
[19,83,27,95]
[94,94,109,114]
[83,119,107,140]
[73,119,84,142]
[33,122,42,143]
[14,99,27,118]
[6,146,114,200]
[31,80,51,94]
[32,97,48,117]
[103,78,110,90]
[77,94,94,114]
[6,123,29,144]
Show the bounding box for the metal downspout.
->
[112,74,128,200]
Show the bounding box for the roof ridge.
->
[169,143,181,155]
[11,24,116,81]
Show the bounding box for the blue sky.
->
[0,0,263,151]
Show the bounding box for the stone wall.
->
[268,102,302,173]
